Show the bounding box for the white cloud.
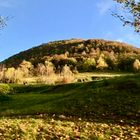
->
[115,39,124,42]
[96,0,115,15]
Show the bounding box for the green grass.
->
[0,74,139,123]
[0,74,139,139]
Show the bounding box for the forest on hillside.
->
[0,39,140,84]
[2,39,140,71]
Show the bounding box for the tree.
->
[133,59,140,72]
[114,0,140,32]
[5,67,15,83]
[82,58,96,71]
[45,61,55,76]
[96,54,108,70]
[36,63,46,76]
[60,65,75,83]
[0,16,7,30]
[19,60,33,77]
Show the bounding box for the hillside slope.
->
[2,39,140,70]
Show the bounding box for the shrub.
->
[118,57,134,71]
[45,61,55,76]
[0,84,13,95]
[37,74,57,85]
[105,57,117,70]
[36,63,46,76]
[19,60,34,77]
[82,58,96,71]
[5,67,16,83]
[133,59,140,72]
[59,65,75,83]
[14,68,24,84]
[96,54,108,70]
[37,61,57,85]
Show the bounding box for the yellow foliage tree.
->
[133,59,140,72]
[5,67,15,83]
[60,65,75,83]
[96,54,108,70]
[19,60,33,77]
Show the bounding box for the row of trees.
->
[0,60,75,84]
[48,50,140,72]
[0,56,140,84]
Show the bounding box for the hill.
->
[2,38,140,72]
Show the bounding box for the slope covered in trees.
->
[1,38,140,72]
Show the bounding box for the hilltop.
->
[2,38,140,72]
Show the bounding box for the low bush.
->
[0,84,14,95]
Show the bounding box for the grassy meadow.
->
[0,73,139,139]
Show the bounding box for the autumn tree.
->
[60,65,75,83]
[82,58,96,71]
[14,68,24,83]
[0,16,7,30]
[5,67,15,83]
[19,60,33,77]
[0,66,6,83]
[133,59,140,72]
[36,63,46,76]
[45,61,55,76]
[0,66,24,84]
[37,61,57,84]
[114,0,140,32]
[96,54,108,70]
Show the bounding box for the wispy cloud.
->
[96,0,115,15]
[101,28,140,47]
[124,33,140,47]
[0,0,19,8]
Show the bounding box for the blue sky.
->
[0,0,140,61]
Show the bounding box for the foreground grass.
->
[0,74,139,139]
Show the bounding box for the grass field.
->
[0,74,139,139]
[23,72,134,84]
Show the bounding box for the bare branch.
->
[113,0,140,32]
[0,16,7,30]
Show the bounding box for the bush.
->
[82,58,96,72]
[59,65,75,83]
[96,54,108,70]
[0,84,13,95]
[37,75,57,85]
[133,59,140,72]
[117,57,134,71]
